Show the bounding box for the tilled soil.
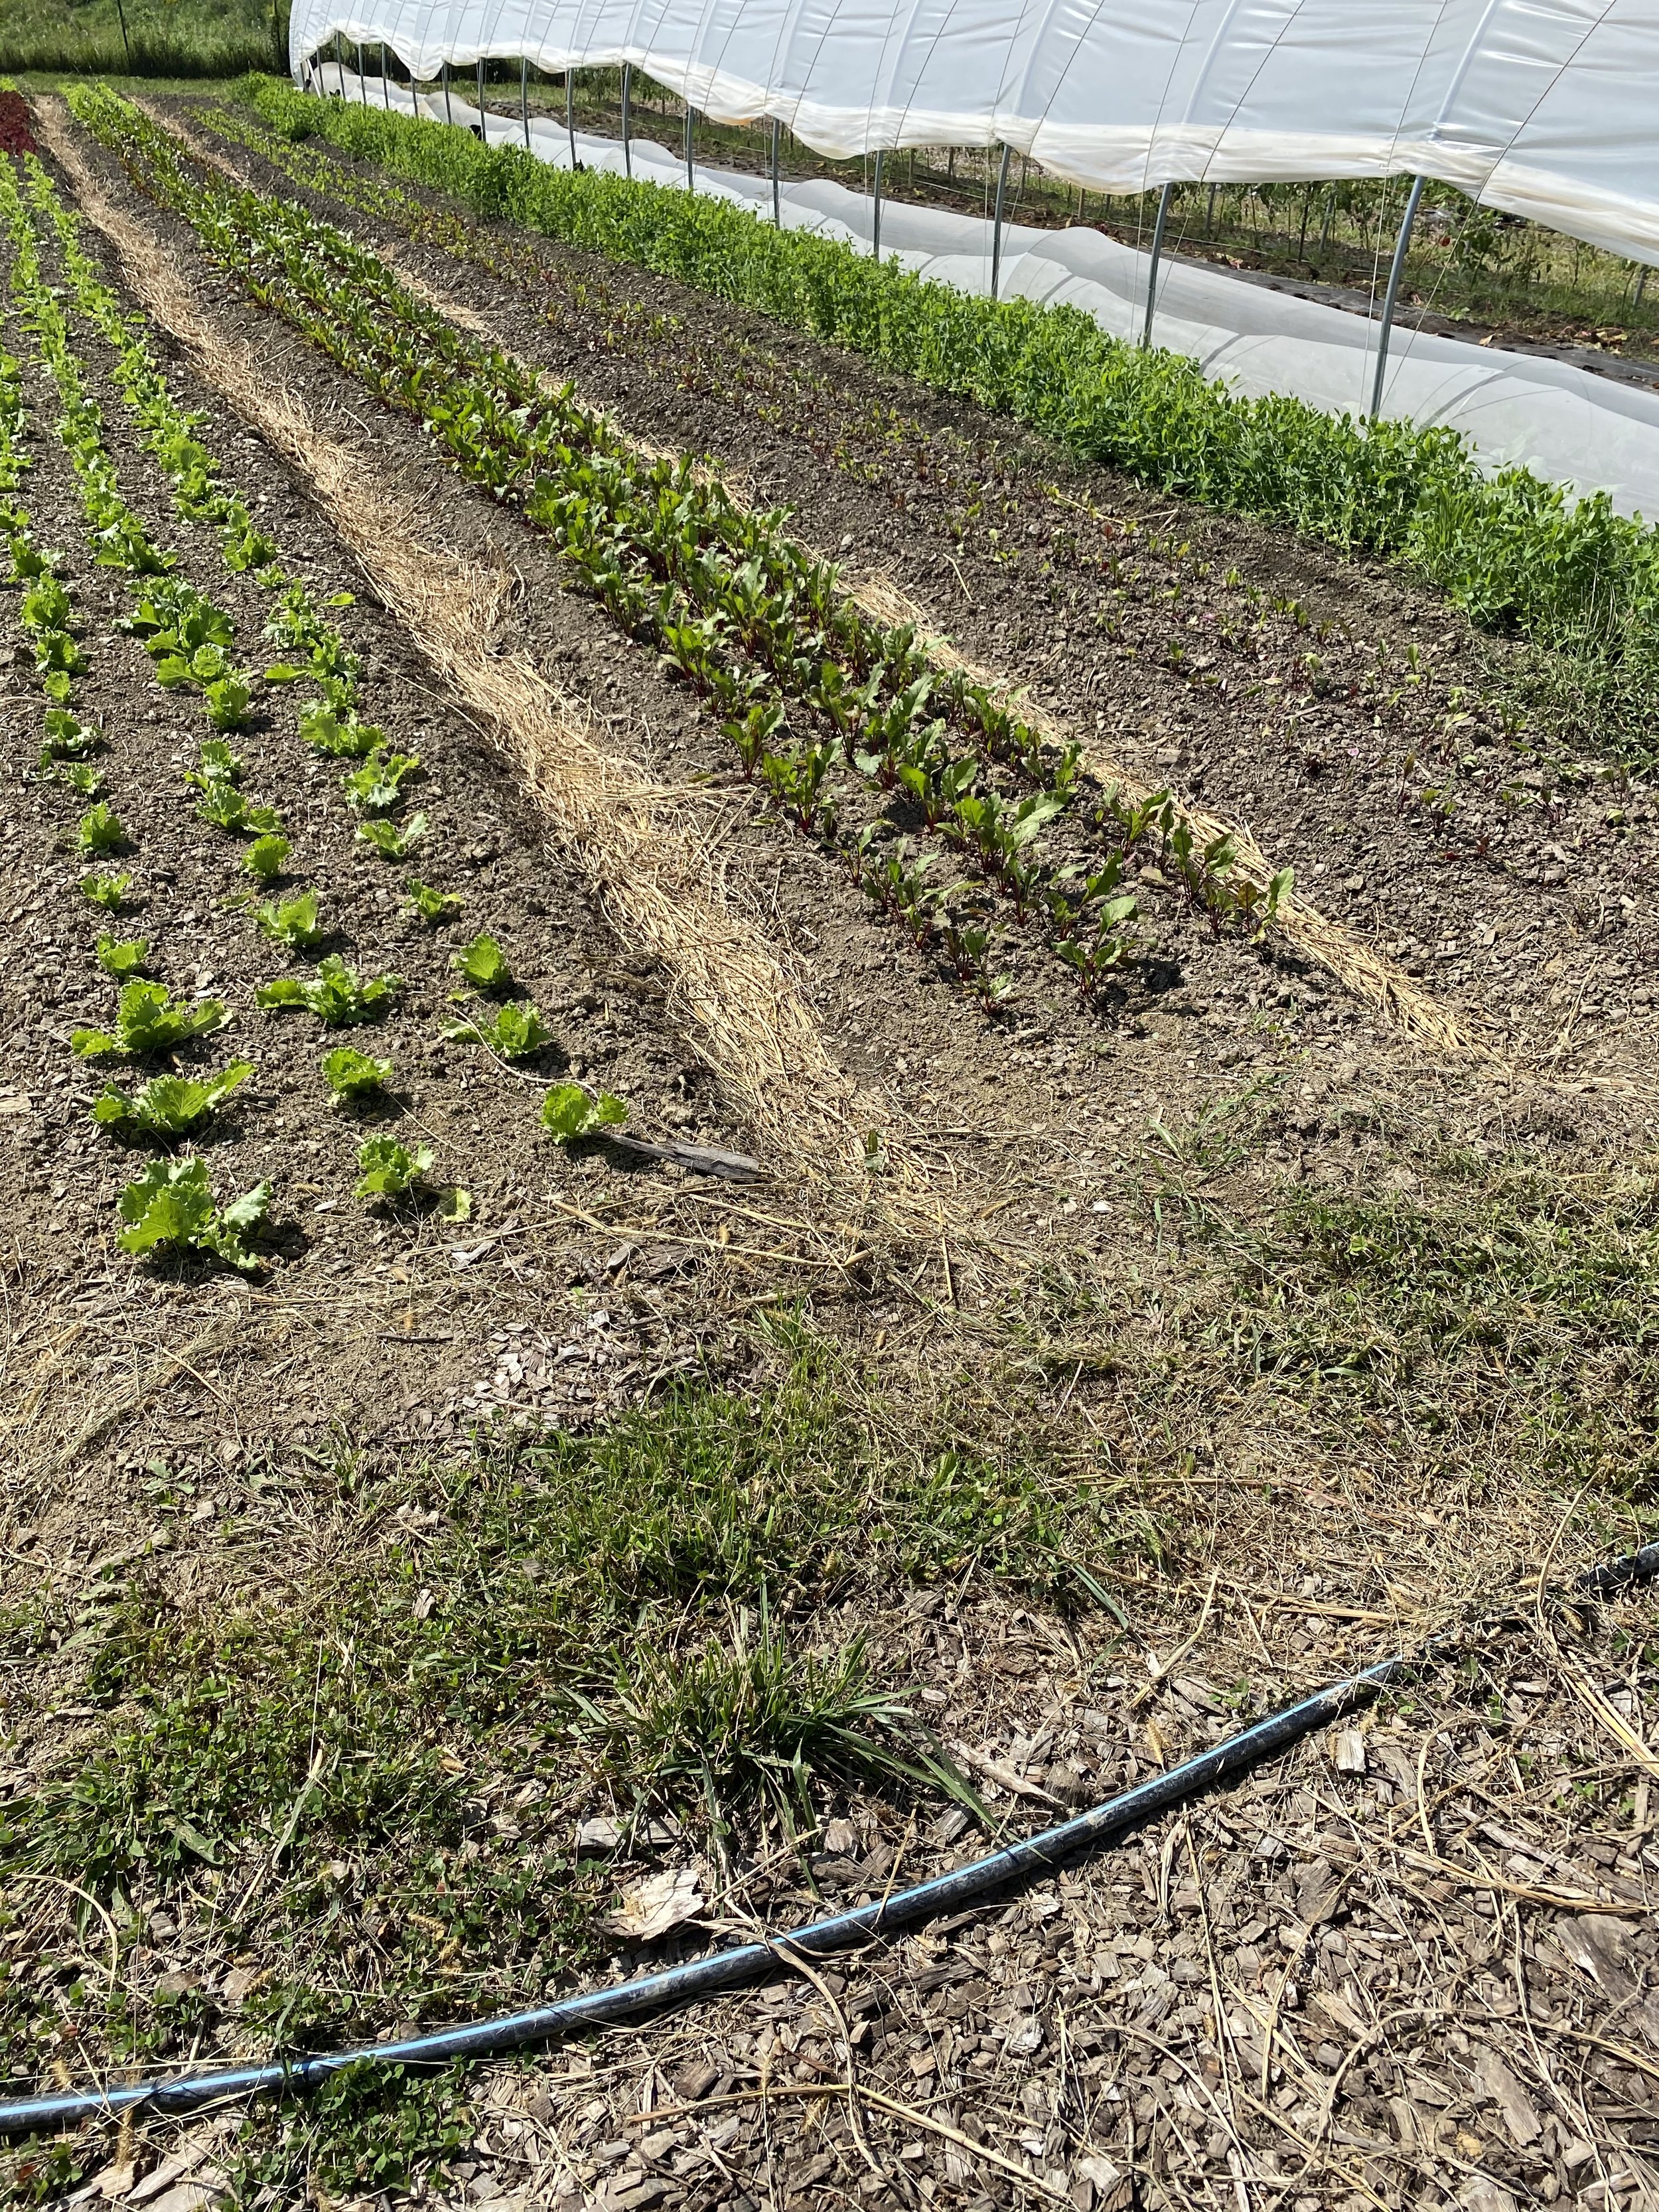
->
[2,98,1658,2212]
[180,101,1659,1092]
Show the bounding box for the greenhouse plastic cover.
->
[292,0,1659,267]
[309,62,1659,518]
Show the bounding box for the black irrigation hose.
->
[5,1540,1656,2140]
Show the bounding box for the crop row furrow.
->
[75,88,1291,1015]
[3,149,632,1270]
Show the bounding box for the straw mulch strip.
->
[40,103,880,1186]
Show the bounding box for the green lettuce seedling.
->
[255,888,327,952]
[76,803,127,856]
[451,931,512,993]
[356,813,427,860]
[540,1083,628,1143]
[299,702,384,758]
[323,1045,393,1106]
[80,872,131,913]
[354,1135,434,1201]
[255,954,401,1025]
[442,1000,550,1059]
[243,833,290,884]
[39,709,99,762]
[117,1156,270,1272]
[74,981,229,1057]
[93,1061,255,1139]
[95,934,148,980]
[196,779,282,835]
[54,760,105,800]
[188,736,245,786]
[342,749,421,815]
[403,879,460,925]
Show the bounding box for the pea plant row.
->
[74,88,1293,1017]
[0,147,627,1276]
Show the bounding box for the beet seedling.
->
[540,1082,628,1143]
[323,1045,393,1107]
[255,889,328,953]
[354,1135,434,1202]
[356,813,427,860]
[74,980,230,1057]
[443,1001,551,1059]
[256,956,401,1025]
[80,871,131,913]
[117,1155,270,1272]
[76,803,128,857]
[95,934,148,980]
[93,1060,255,1138]
[451,931,512,994]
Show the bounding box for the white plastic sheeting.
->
[305,63,1659,516]
[291,0,1659,267]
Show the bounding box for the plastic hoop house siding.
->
[288,0,1659,270]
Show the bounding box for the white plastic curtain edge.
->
[287,0,1659,269]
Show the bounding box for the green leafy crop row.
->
[6,145,634,1271]
[72,91,1284,1011]
[235,75,1659,755]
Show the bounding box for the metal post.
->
[522,58,530,149]
[622,64,633,178]
[1369,173,1425,420]
[381,42,390,108]
[872,147,884,260]
[684,99,694,190]
[442,59,451,123]
[1141,181,1175,346]
[478,58,487,143]
[770,115,780,226]
[567,66,576,169]
[989,142,1011,301]
[356,38,367,104]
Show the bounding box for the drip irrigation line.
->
[3,1540,1654,2140]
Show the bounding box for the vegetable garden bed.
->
[2,84,1658,2212]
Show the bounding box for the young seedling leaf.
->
[80,872,131,913]
[442,999,550,1059]
[255,889,327,952]
[322,1045,394,1106]
[92,1061,255,1139]
[404,878,460,926]
[243,833,291,884]
[540,1082,628,1143]
[451,930,512,993]
[356,812,427,860]
[354,1135,435,1201]
[255,955,401,1026]
[76,803,127,856]
[95,934,148,980]
[117,1155,271,1272]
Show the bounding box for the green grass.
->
[1210,1147,1659,1496]
[0,0,283,77]
[231,75,1659,764]
[0,1325,1145,2182]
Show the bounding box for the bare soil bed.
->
[1,90,1656,2212]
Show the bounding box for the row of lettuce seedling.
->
[0,151,626,1273]
[74,87,1291,1018]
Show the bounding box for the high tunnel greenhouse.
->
[288,1,1659,512]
